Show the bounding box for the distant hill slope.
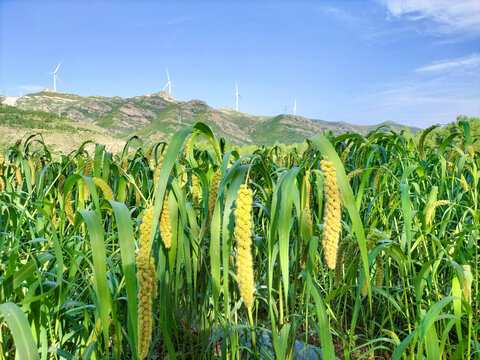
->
[0,105,126,154]
[1,90,420,146]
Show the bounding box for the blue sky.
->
[1,0,479,127]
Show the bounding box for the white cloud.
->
[329,63,480,127]
[416,53,480,72]
[379,0,480,36]
[18,84,43,93]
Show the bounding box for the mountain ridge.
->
[1,90,421,145]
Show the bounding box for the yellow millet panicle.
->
[34,154,42,174]
[135,189,141,207]
[192,174,199,209]
[425,200,450,225]
[320,157,342,270]
[139,205,154,252]
[136,254,157,360]
[388,191,398,207]
[347,168,363,182]
[0,177,5,191]
[153,146,168,188]
[185,136,192,158]
[136,204,157,360]
[57,174,66,193]
[305,170,313,234]
[0,154,4,174]
[159,195,172,248]
[341,142,353,164]
[65,188,75,225]
[180,165,187,188]
[466,145,475,159]
[207,171,221,226]
[235,184,254,308]
[92,177,114,200]
[14,165,22,187]
[460,174,468,191]
[462,265,473,303]
[51,204,57,227]
[28,159,35,185]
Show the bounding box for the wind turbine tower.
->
[163,68,173,95]
[50,62,62,92]
[235,83,240,112]
[294,98,297,116]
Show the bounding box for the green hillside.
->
[1,90,421,146]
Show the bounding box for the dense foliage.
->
[0,121,478,359]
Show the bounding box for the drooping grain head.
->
[347,168,363,182]
[153,146,168,189]
[425,200,450,225]
[65,187,75,225]
[28,158,35,185]
[185,136,192,158]
[92,177,114,201]
[34,154,42,174]
[419,125,438,159]
[334,239,349,287]
[13,165,22,187]
[136,204,157,359]
[466,145,475,159]
[159,195,172,248]
[235,184,254,308]
[207,171,221,227]
[460,174,468,191]
[139,205,154,253]
[320,157,342,270]
[192,174,199,209]
[341,142,353,164]
[374,165,386,194]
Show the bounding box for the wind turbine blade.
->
[163,83,169,90]
[54,61,62,73]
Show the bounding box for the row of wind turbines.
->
[48,64,298,115]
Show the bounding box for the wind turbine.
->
[50,62,62,92]
[163,68,173,95]
[293,98,297,116]
[235,83,241,112]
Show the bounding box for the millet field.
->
[0,121,478,359]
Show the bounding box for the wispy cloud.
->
[416,53,480,73]
[328,57,480,127]
[379,0,480,37]
[18,84,43,93]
